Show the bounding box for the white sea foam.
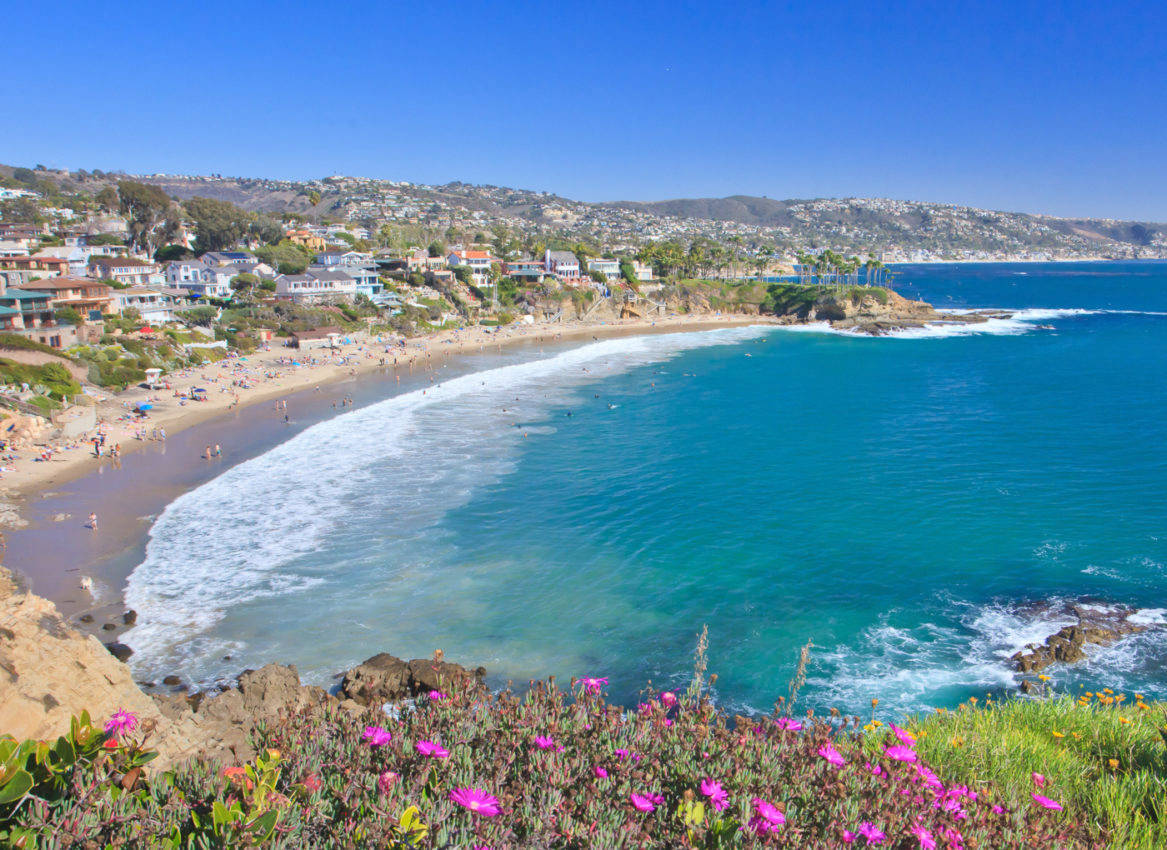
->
[121,326,771,678]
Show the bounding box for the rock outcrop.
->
[1011,603,1151,675]
[339,651,486,705]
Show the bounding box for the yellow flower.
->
[1135,693,1144,700]
[1115,694,1126,703]
[1038,675,1051,681]
[1137,702,1149,711]
[969,697,978,705]
[1084,692,1093,697]
[1119,717,1131,724]
[1108,758,1119,769]
[1051,731,1065,738]
[872,720,883,727]
[1104,688,1114,695]
[1072,732,1082,739]
[871,698,879,707]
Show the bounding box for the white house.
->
[587,258,621,282]
[164,260,234,298]
[88,256,164,287]
[274,268,357,303]
[113,287,185,323]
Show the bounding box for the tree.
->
[94,186,119,212]
[452,266,472,286]
[230,273,259,298]
[427,241,447,258]
[117,180,175,254]
[256,240,311,274]
[180,305,218,327]
[620,260,638,286]
[184,196,254,253]
[155,244,193,262]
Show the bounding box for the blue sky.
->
[8,0,1166,219]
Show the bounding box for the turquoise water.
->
[122,262,1167,716]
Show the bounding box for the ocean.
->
[121,262,1167,717]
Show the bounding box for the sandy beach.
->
[0,313,772,641]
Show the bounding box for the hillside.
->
[4,163,1166,260]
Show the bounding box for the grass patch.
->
[907,691,1166,847]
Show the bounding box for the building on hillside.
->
[347,266,382,298]
[287,231,328,251]
[587,258,621,282]
[87,256,163,287]
[0,255,70,279]
[201,251,257,266]
[447,250,493,286]
[632,260,653,282]
[0,282,77,347]
[544,250,581,281]
[315,249,372,267]
[112,287,185,323]
[273,268,357,304]
[289,327,342,349]
[502,259,545,282]
[19,277,115,319]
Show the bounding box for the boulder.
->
[123,610,137,626]
[105,642,133,662]
[407,657,486,695]
[340,653,411,704]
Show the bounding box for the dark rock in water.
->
[79,614,93,624]
[105,642,133,662]
[123,610,137,626]
[1012,603,1151,675]
[339,652,486,706]
[162,675,183,686]
[102,623,117,631]
[222,655,232,661]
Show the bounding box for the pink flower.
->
[449,787,501,816]
[1031,792,1063,811]
[775,717,803,731]
[614,747,633,760]
[842,830,856,843]
[416,740,450,758]
[940,827,964,847]
[533,735,557,750]
[630,792,658,813]
[890,723,916,747]
[363,726,392,747]
[858,822,886,844]
[594,766,608,778]
[427,690,447,701]
[660,691,677,706]
[818,742,845,767]
[104,709,138,738]
[1031,772,1046,787]
[884,745,918,763]
[914,764,942,789]
[377,770,398,795]
[579,676,608,693]
[302,773,322,792]
[992,805,1005,814]
[911,823,936,849]
[700,778,729,811]
[866,762,884,776]
[749,797,786,833]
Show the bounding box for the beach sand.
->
[0,314,771,644]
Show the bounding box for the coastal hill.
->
[5,164,1165,260]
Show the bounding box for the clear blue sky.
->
[8,0,1166,220]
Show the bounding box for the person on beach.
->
[214,444,221,457]
[204,445,212,459]
[87,512,97,531]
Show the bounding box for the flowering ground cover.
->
[0,674,1103,848]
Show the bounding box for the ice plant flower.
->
[889,723,916,747]
[775,717,803,731]
[858,822,886,844]
[911,823,937,849]
[749,797,786,834]
[302,773,322,792]
[427,690,447,701]
[866,762,884,776]
[841,830,856,843]
[1031,772,1046,787]
[416,740,450,758]
[884,745,918,763]
[630,792,658,813]
[363,726,392,747]
[377,770,398,795]
[660,691,677,707]
[1031,793,1063,811]
[700,778,729,811]
[594,766,608,778]
[104,709,138,738]
[533,735,557,750]
[449,787,501,817]
[579,676,608,693]
[818,742,846,767]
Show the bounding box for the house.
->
[31,246,96,277]
[20,277,115,319]
[164,260,234,298]
[0,282,78,347]
[201,251,257,267]
[346,266,382,298]
[113,287,184,323]
[314,249,371,267]
[632,260,653,282]
[287,230,328,251]
[587,258,621,282]
[447,250,493,287]
[273,268,357,303]
[544,250,581,281]
[0,255,70,279]
[88,256,163,287]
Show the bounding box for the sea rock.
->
[102,623,117,631]
[162,675,183,686]
[123,610,137,626]
[339,653,486,706]
[78,614,93,623]
[1011,603,1149,675]
[105,641,133,662]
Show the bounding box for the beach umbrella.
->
[136,403,153,411]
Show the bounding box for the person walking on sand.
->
[87,512,97,531]
[214,444,221,457]
[204,445,212,459]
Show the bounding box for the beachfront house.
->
[446,249,493,288]
[19,277,115,319]
[544,250,581,281]
[274,268,358,304]
[113,287,185,324]
[289,326,342,349]
[587,258,621,282]
[88,256,164,287]
[201,251,257,267]
[0,281,78,347]
[502,258,546,283]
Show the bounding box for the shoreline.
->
[1,313,774,641]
